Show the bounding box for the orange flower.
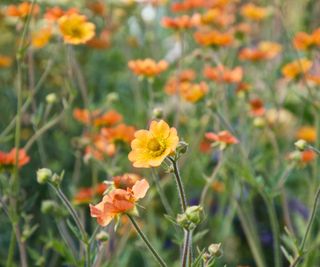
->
[282,58,312,80]
[73,183,107,205]
[31,28,52,49]
[171,0,207,12]
[200,8,235,27]
[205,131,239,150]
[296,126,317,143]
[240,3,270,21]
[179,82,209,103]
[6,2,40,18]
[194,30,234,47]
[287,150,316,166]
[44,7,78,22]
[162,14,201,30]
[90,179,149,226]
[128,120,179,168]
[87,1,107,16]
[58,13,95,45]
[0,55,12,68]
[293,28,320,51]
[301,150,316,163]
[101,124,136,144]
[249,98,265,117]
[164,69,196,95]
[0,148,30,168]
[113,173,142,189]
[84,134,116,160]
[204,65,243,84]
[128,58,168,78]
[236,82,251,96]
[86,30,111,49]
[239,42,282,61]
[73,109,123,127]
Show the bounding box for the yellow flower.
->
[58,14,95,45]
[282,58,312,80]
[128,120,179,168]
[296,126,317,143]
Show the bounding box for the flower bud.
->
[41,200,58,214]
[176,141,189,155]
[46,93,57,104]
[96,231,109,242]
[37,168,52,184]
[253,117,266,128]
[51,173,63,187]
[152,107,164,119]
[185,205,203,225]
[208,243,222,257]
[106,92,119,104]
[295,139,307,151]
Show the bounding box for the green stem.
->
[127,214,167,267]
[261,193,282,267]
[6,230,16,267]
[182,230,191,267]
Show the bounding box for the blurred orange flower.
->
[164,69,196,95]
[249,98,265,117]
[58,14,95,45]
[0,148,30,168]
[44,7,78,22]
[282,58,312,80]
[128,120,179,168]
[296,126,317,143]
[162,14,200,30]
[84,134,116,161]
[74,183,107,205]
[73,109,123,127]
[179,81,209,103]
[239,42,282,61]
[128,59,168,78]
[101,123,136,144]
[86,30,111,49]
[90,179,149,226]
[0,55,12,68]
[194,30,234,47]
[31,28,52,49]
[200,8,234,27]
[205,131,239,150]
[204,65,243,84]
[240,3,270,21]
[113,173,142,189]
[293,28,320,51]
[6,2,40,18]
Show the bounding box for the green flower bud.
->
[152,107,164,119]
[51,173,63,187]
[295,139,307,151]
[208,243,222,257]
[96,231,109,242]
[185,205,203,225]
[176,141,189,155]
[46,93,57,104]
[37,168,52,184]
[41,200,58,214]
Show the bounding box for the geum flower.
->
[281,58,312,81]
[239,42,282,62]
[128,120,179,168]
[58,13,95,45]
[205,131,239,150]
[293,28,320,51]
[204,65,243,84]
[90,179,149,226]
[0,148,30,168]
[128,58,168,79]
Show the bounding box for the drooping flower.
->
[281,58,312,80]
[128,58,168,78]
[128,120,179,168]
[205,131,239,150]
[58,13,95,45]
[0,148,30,168]
[204,65,243,84]
[90,179,149,226]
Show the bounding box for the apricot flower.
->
[90,179,149,226]
[204,65,243,84]
[240,3,270,21]
[282,58,312,80]
[205,131,239,150]
[128,120,179,168]
[296,126,317,143]
[0,148,30,168]
[128,59,168,78]
[194,30,234,47]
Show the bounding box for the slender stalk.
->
[127,214,167,267]
[182,230,190,267]
[168,157,187,212]
[261,193,282,267]
[6,231,15,267]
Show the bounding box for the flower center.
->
[70,26,83,38]
[147,138,165,156]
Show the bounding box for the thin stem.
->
[261,193,282,267]
[182,230,190,267]
[127,214,167,267]
[6,231,15,267]
[168,157,187,212]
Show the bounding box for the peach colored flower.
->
[282,58,312,80]
[90,179,149,226]
[205,131,239,150]
[31,28,52,49]
[162,14,200,30]
[6,2,40,18]
[240,3,270,21]
[179,82,209,103]
[101,124,136,144]
[239,42,282,61]
[128,58,168,78]
[128,120,179,168]
[0,148,30,168]
[204,65,243,84]
[296,126,317,143]
[74,183,107,205]
[194,30,234,47]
